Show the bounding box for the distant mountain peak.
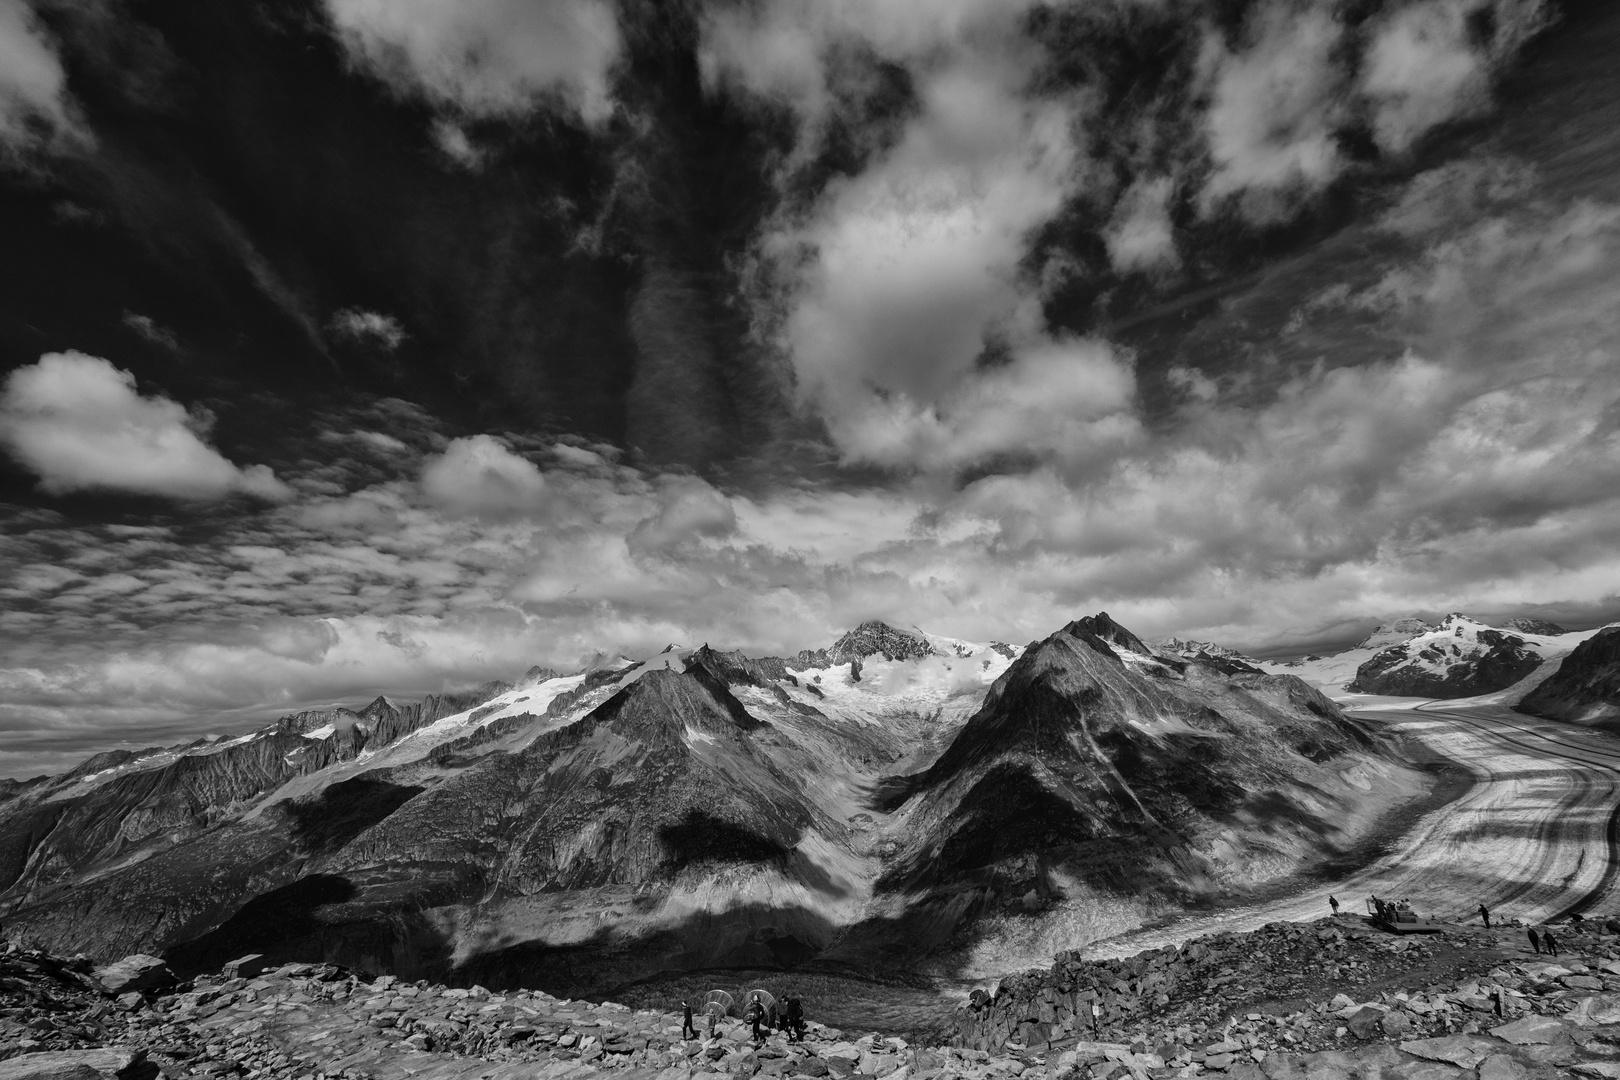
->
[519,665,562,687]
[1354,617,1437,650]
[1503,617,1567,635]
[821,620,937,665]
[1156,635,1264,674]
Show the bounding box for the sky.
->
[2,0,1619,779]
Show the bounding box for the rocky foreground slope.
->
[11,914,1620,1080]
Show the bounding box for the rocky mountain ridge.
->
[0,615,1415,1000]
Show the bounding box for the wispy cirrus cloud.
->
[329,307,407,350]
[0,0,92,161]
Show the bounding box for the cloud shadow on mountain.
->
[283,777,426,855]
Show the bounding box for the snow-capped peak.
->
[1353,617,1437,651]
[1157,636,1259,664]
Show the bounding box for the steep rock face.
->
[1516,626,1620,723]
[1067,613,1155,657]
[882,620,1381,897]
[1347,614,1543,698]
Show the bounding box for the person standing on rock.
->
[1478,904,1491,928]
[682,1000,696,1040]
[1329,895,1339,916]
[1542,927,1559,956]
[786,994,805,1043]
[749,999,765,1045]
[1528,927,1541,954]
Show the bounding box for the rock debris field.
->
[14,915,1620,1080]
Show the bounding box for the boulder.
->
[1389,1064,1464,1080]
[94,954,173,995]
[1476,1056,1527,1080]
[1488,1014,1570,1044]
[1397,1036,1499,1070]
[1346,1006,1384,1039]
[1570,994,1620,1026]
[0,1049,144,1080]
[221,953,268,979]
[1571,1065,1620,1079]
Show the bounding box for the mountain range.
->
[1257,613,1609,704]
[0,615,1418,996]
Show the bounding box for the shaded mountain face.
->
[0,617,1408,996]
[1346,614,1543,698]
[1516,627,1620,724]
[880,622,1381,904]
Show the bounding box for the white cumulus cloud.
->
[0,352,290,501]
[419,434,548,516]
[1198,4,1348,222]
[324,0,621,124]
[1105,176,1179,273]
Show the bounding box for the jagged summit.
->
[518,664,562,687]
[593,658,767,740]
[806,620,939,667]
[884,614,1381,893]
[1065,611,1154,656]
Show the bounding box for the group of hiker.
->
[1325,894,1569,953]
[680,991,807,1045]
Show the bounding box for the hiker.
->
[708,1003,719,1038]
[1543,928,1560,957]
[749,1000,765,1044]
[1479,904,1491,928]
[1528,927,1541,954]
[786,995,805,1043]
[682,1000,696,1040]
[1329,895,1339,915]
